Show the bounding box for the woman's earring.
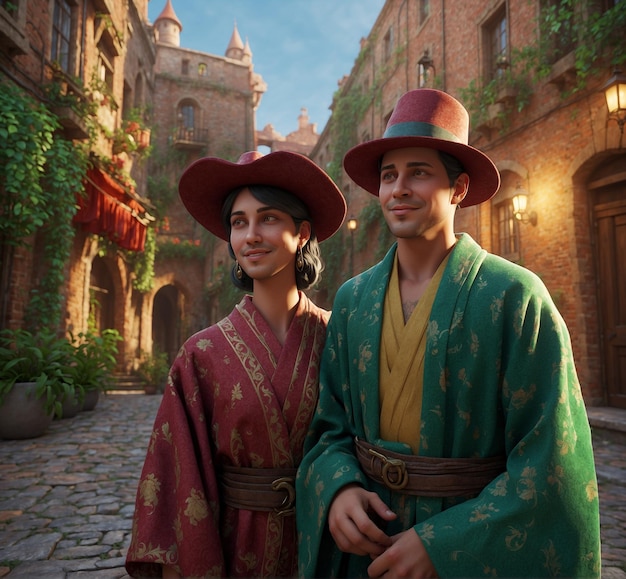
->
[235,261,243,280]
[296,247,304,272]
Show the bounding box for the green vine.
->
[327,86,374,183]
[131,226,156,292]
[355,200,394,264]
[157,237,205,261]
[0,81,88,331]
[459,2,626,132]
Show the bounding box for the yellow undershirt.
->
[379,252,449,453]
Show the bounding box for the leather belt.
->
[356,437,506,497]
[219,465,297,516]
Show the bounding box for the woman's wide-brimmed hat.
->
[343,89,500,206]
[178,150,346,241]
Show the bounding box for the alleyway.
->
[0,393,624,578]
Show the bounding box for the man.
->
[296,89,601,578]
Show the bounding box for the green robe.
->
[296,234,601,578]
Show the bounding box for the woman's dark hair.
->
[438,150,466,187]
[220,185,324,292]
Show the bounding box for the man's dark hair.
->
[438,150,466,186]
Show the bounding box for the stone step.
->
[109,374,145,392]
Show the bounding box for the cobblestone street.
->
[0,393,624,578]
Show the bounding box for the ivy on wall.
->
[459,1,626,132]
[0,82,88,331]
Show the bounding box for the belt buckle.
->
[368,448,409,491]
[272,476,295,516]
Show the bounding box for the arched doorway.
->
[89,256,115,333]
[152,284,181,364]
[589,154,626,408]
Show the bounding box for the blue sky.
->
[148,1,386,138]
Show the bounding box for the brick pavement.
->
[0,393,624,578]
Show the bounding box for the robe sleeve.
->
[415,257,601,577]
[126,340,226,578]
[296,270,385,578]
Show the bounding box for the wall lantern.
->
[602,69,626,146]
[347,217,358,276]
[417,50,435,87]
[512,186,537,226]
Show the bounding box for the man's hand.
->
[367,528,438,578]
[328,484,397,558]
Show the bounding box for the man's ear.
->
[451,173,470,206]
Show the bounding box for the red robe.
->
[126,294,329,577]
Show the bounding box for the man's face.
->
[378,147,466,241]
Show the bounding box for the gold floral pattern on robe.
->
[127,293,329,578]
[296,234,601,578]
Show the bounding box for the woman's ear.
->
[298,221,312,246]
[451,173,470,206]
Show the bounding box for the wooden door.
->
[594,190,626,409]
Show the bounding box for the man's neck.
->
[395,234,456,312]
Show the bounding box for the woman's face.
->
[229,188,309,284]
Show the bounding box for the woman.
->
[125,150,346,578]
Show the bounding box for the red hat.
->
[178,150,347,241]
[343,89,500,206]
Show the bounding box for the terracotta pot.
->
[0,382,54,440]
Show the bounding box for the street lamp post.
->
[347,217,358,276]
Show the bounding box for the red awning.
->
[74,168,149,252]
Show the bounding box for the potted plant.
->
[135,350,170,395]
[66,329,122,411]
[0,328,73,439]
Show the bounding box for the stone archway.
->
[89,255,115,333]
[152,284,182,364]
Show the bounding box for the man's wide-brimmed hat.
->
[178,150,346,241]
[343,89,500,206]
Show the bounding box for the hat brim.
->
[179,151,346,241]
[343,136,500,207]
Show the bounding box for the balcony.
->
[172,126,208,149]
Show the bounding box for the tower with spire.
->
[153,0,182,47]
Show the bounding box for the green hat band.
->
[383,121,461,143]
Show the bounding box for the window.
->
[419,0,430,26]
[485,5,507,81]
[97,49,114,93]
[180,103,194,129]
[383,26,393,61]
[51,0,72,72]
[198,63,207,76]
[181,59,189,75]
[496,200,520,261]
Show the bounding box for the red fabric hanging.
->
[74,168,148,252]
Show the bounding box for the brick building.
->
[1,0,156,372]
[145,0,323,363]
[310,0,626,409]
[1,0,323,375]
